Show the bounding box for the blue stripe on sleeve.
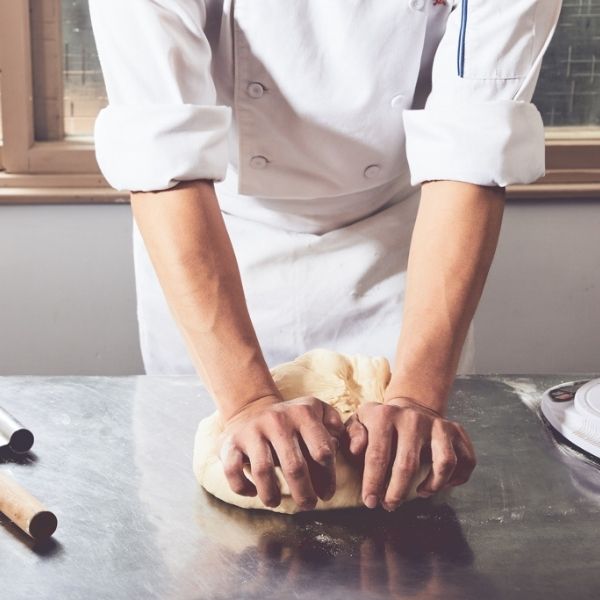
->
[457,0,468,77]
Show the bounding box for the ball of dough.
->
[193,348,431,513]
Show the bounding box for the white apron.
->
[132,171,476,375]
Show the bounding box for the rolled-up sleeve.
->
[89,0,232,192]
[402,0,563,188]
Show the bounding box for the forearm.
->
[130,179,280,420]
[384,180,505,414]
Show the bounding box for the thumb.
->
[322,403,345,440]
[344,413,368,457]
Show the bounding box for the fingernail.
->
[364,494,378,509]
[383,503,398,513]
[418,490,432,498]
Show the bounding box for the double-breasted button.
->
[250,155,269,169]
[363,164,381,179]
[408,0,425,11]
[247,82,266,98]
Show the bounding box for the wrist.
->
[220,391,283,425]
[383,375,450,416]
[384,395,445,418]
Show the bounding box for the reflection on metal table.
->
[1,374,599,600]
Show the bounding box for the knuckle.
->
[403,449,419,465]
[379,403,396,417]
[440,450,458,466]
[404,408,422,425]
[397,455,419,475]
[283,458,305,480]
[437,457,457,475]
[252,461,273,478]
[223,461,239,478]
[396,464,415,477]
[347,418,362,433]
[379,404,397,422]
[266,409,287,428]
[294,403,315,419]
[313,444,334,464]
[229,479,248,495]
[367,449,388,468]
[246,422,263,438]
[228,432,243,448]
[326,408,343,425]
[349,415,366,429]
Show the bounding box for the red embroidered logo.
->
[433,0,447,5]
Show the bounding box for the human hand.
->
[344,397,476,511]
[218,395,344,511]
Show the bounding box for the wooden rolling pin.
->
[0,471,57,540]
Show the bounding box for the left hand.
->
[344,397,476,511]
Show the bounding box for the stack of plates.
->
[541,378,600,459]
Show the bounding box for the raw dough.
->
[193,348,431,513]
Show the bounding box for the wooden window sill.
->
[0,170,598,204]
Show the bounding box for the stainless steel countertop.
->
[1,374,599,600]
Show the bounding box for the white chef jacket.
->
[89,0,562,375]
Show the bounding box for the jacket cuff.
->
[402,99,545,188]
[94,103,232,192]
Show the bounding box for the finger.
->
[270,431,317,510]
[245,436,281,508]
[298,418,336,468]
[345,413,368,456]
[322,403,345,438]
[446,433,476,487]
[417,424,458,496]
[382,438,422,511]
[361,420,394,509]
[222,445,257,497]
[297,436,335,502]
[297,421,337,501]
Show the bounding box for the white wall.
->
[0,198,598,375]
[473,197,600,374]
[0,204,144,375]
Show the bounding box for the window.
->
[533,0,600,127]
[62,0,107,139]
[0,0,598,202]
[0,0,115,203]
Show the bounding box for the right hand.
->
[218,395,344,510]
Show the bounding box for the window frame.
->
[0,0,599,204]
[0,0,118,203]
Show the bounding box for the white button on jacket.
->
[90,0,562,374]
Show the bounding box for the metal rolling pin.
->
[0,405,34,454]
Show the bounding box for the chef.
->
[89,0,562,512]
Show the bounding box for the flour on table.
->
[193,348,430,513]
